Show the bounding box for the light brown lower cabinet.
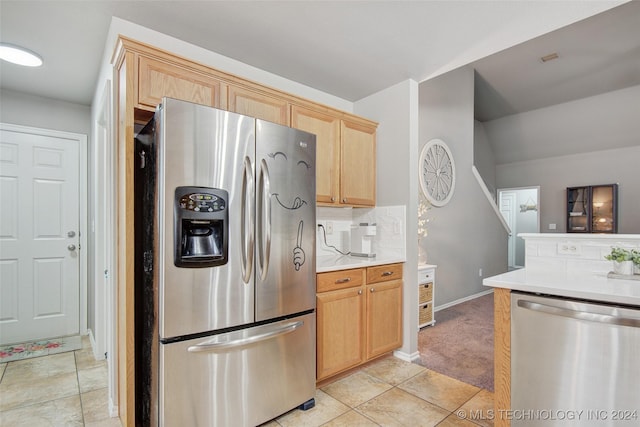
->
[316,263,403,382]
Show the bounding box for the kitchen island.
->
[483,233,640,427]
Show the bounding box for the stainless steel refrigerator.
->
[135,97,316,426]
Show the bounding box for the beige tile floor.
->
[265,356,494,427]
[1,341,493,427]
[0,335,120,426]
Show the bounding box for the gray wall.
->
[0,89,91,135]
[419,67,508,307]
[355,79,421,357]
[473,120,497,197]
[0,89,95,332]
[496,145,640,234]
[487,84,640,235]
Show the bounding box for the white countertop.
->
[317,252,406,273]
[519,233,640,240]
[483,268,640,306]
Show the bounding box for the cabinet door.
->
[566,186,590,233]
[591,184,618,233]
[291,106,340,205]
[341,120,376,206]
[228,85,289,125]
[366,279,402,359]
[316,287,365,380]
[138,56,221,109]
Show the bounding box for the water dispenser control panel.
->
[178,193,226,212]
[174,186,229,268]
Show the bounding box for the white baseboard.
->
[108,397,119,418]
[393,350,421,362]
[434,288,494,312]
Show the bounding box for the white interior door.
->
[0,126,80,344]
[499,191,517,269]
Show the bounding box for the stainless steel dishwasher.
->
[511,291,640,426]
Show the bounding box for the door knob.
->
[68,244,76,251]
[67,231,76,238]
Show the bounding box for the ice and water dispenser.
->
[174,186,228,268]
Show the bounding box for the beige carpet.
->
[416,293,494,391]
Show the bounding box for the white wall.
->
[419,67,508,307]
[354,79,420,360]
[496,145,640,234]
[1,88,91,134]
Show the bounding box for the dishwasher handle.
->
[187,321,303,353]
[517,299,640,328]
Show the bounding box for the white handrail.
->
[471,166,511,236]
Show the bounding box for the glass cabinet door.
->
[567,186,589,232]
[591,184,618,233]
[566,184,618,233]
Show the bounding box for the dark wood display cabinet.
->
[566,184,618,233]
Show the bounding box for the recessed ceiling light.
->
[540,53,559,63]
[0,43,43,67]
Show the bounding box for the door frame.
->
[0,122,88,338]
[497,186,540,269]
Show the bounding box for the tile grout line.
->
[75,348,87,426]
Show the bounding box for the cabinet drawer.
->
[419,303,433,325]
[367,263,403,284]
[419,282,433,304]
[317,268,364,293]
[418,268,435,284]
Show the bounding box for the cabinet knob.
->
[331,196,335,202]
[370,288,374,293]
[358,289,362,295]
[381,271,394,277]
[342,198,347,203]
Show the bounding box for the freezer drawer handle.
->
[518,299,640,328]
[187,321,303,353]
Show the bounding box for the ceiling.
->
[0,0,630,107]
[473,0,640,122]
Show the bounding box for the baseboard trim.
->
[393,350,421,363]
[435,288,494,312]
[108,397,119,418]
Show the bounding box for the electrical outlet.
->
[326,221,333,235]
[479,268,483,277]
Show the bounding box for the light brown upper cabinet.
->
[291,106,376,207]
[291,106,341,204]
[228,85,289,125]
[138,56,222,111]
[341,119,376,206]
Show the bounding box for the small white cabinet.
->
[418,264,436,328]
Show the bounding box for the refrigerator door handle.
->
[241,157,255,283]
[186,320,303,353]
[517,299,640,328]
[258,158,271,281]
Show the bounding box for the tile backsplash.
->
[522,233,640,274]
[316,205,406,259]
